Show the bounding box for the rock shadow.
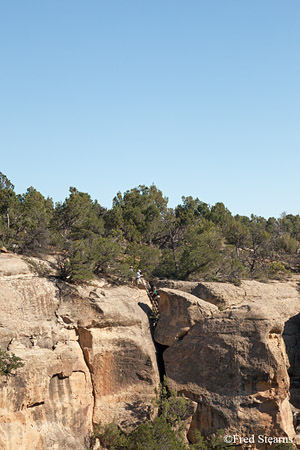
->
[283,313,300,409]
[138,301,167,382]
[123,400,152,422]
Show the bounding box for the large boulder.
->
[157,281,300,444]
[154,288,218,347]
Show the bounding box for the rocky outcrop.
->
[156,280,300,445]
[0,254,159,449]
[157,278,300,310]
[2,252,300,448]
[154,289,218,347]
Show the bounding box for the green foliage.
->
[128,416,187,450]
[125,242,160,278]
[94,236,122,276]
[94,417,187,450]
[276,234,299,254]
[94,422,129,449]
[91,378,235,450]
[189,429,235,450]
[0,349,24,376]
[68,240,96,282]
[154,376,191,427]
[190,430,209,450]
[216,247,245,285]
[175,196,210,227]
[53,187,106,282]
[12,187,53,253]
[108,185,168,244]
[1,171,300,285]
[0,172,17,246]
[0,172,15,220]
[209,430,234,450]
[92,377,189,450]
[209,202,232,233]
[274,444,294,450]
[156,247,179,279]
[178,226,222,280]
[266,261,289,280]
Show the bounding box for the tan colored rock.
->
[0,256,159,449]
[0,272,93,449]
[154,288,218,347]
[158,284,300,444]
[156,280,199,293]
[0,253,31,277]
[158,278,300,311]
[192,278,300,311]
[56,283,160,431]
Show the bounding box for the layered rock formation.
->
[0,253,159,449]
[2,251,300,449]
[156,281,300,445]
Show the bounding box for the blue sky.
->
[0,1,299,218]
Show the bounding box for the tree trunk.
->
[6,208,10,229]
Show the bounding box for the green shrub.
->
[91,378,236,450]
[0,349,24,375]
[267,261,289,280]
[275,444,294,450]
[128,416,187,450]
[94,422,129,449]
[153,376,191,428]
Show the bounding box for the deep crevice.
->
[51,372,69,380]
[283,313,300,432]
[27,401,45,408]
[138,301,167,382]
[155,342,168,382]
[283,313,300,409]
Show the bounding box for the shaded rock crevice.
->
[26,401,45,408]
[283,313,300,409]
[137,300,167,382]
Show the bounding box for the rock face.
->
[0,254,159,449]
[56,283,160,431]
[154,289,218,347]
[2,252,300,448]
[156,280,300,444]
[157,278,300,310]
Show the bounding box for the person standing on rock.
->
[129,266,135,284]
[150,285,159,301]
[136,269,143,285]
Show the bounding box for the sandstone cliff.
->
[2,252,300,449]
[0,254,159,449]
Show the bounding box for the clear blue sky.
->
[1,1,299,218]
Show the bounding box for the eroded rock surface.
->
[154,288,218,347]
[0,254,159,449]
[157,281,300,445]
[157,278,300,310]
[56,283,160,431]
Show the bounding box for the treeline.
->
[0,171,299,284]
